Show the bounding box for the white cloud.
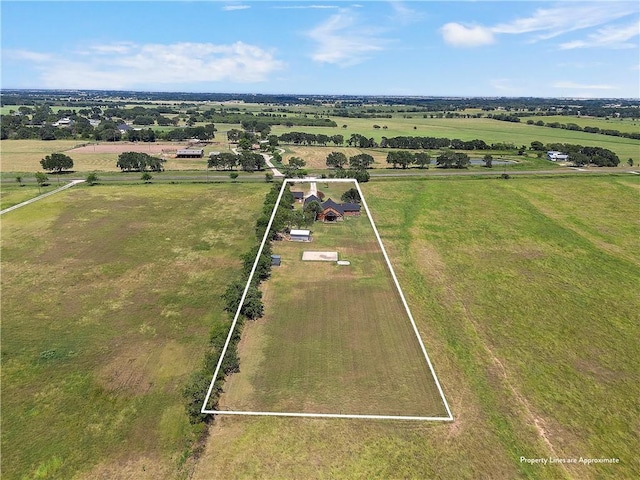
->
[222,5,250,11]
[492,3,636,40]
[4,49,54,62]
[9,41,284,89]
[560,20,640,49]
[553,81,617,90]
[440,23,495,47]
[308,11,389,66]
[441,2,638,48]
[389,1,424,25]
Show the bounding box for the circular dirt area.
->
[68,142,184,154]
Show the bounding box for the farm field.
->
[192,174,639,479]
[1,182,270,480]
[0,140,223,173]
[217,181,448,418]
[519,115,640,134]
[271,116,640,164]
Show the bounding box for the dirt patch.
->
[97,346,155,396]
[69,142,185,154]
[78,454,173,480]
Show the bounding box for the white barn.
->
[289,229,311,242]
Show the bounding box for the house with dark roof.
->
[316,198,361,222]
[292,191,304,203]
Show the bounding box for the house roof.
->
[176,149,203,155]
[290,229,310,236]
[304,194,321,205]
[321,198,344,215]
[292,191,304,199]
[341,203,361,212]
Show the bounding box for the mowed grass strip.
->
[220,184,447,417]
[1,182,269,480]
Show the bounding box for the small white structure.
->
[289,229,311,242]
[547,151,569,161]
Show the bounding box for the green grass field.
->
[219,182,447,417]
[192,174,639,480]
[271,116,640,164]
[1,182,270,480]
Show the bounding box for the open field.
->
[271,116,640,164]
[193,174,639,479]
[0,183,61,210]
[0,140,229,173]
[1,182,269,480]
[520,115,640,134]
[218,181,447,417]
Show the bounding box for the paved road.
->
[1,179,85,215]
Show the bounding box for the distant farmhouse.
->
[547,151,569,161]
[304,196,361,222]
[176,148,204,158]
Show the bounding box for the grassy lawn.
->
[1,182,270,480]
[219,182,447,417]
[0,183,60,210]
[192,175,639,480]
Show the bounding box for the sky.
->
[1,1,639,98]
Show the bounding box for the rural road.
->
[1,179,85,215]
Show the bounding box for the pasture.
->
[0,140,222,173]
[1,182,269,479]
[218,181,448,417]
[193,174,639,479]
[271,115,640,164]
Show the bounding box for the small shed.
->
[270,255,281,266]
[292,191,304,203]
[289,229,311,242]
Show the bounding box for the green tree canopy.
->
[341,188,361,204]
[40,153,74,173]
[326,151,347,169]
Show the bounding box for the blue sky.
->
[2,1,639,97]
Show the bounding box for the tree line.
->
[208,152,267,172]
[182,183,294,424]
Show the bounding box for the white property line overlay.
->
[201,178,453,421]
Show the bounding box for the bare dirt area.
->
[68,142,183,154]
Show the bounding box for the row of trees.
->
[116,152,166,172]
[325,151,375,170]
[278,132,345,146]
[386,151,431,169]
[207,152,266,172]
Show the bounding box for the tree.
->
[265,172,274,182]
[414,152,431,169]
[326,151,347,169]
[15,175,23,186]
[229,172,239,181]
[35,172,48,192]
[341,188,361,203]
[86,173,99,185]
[141,172,152,183]
[349,153,374,170]
[303,200,323,223]
[627,158,634,167]
[40,153,74,173]
[283,156,306,178]
[386,151,413,169]
[483,154,493,168]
